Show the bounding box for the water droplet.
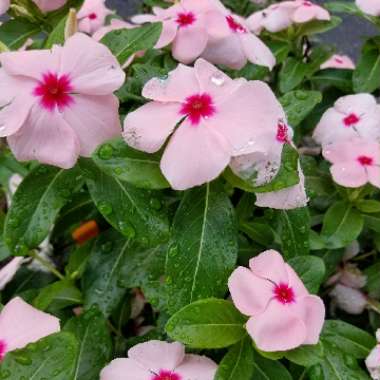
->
[98,201,113,215]
[118,221,136,239]
[210,73,225,86]
[98,144,114,160]
[150,198,162,210]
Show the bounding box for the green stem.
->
[29,250,65,281]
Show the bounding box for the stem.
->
[28,250,65,280]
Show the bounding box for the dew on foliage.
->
[98,144,114,160]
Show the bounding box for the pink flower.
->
[330,284,368,315]
[247,0,330,34]
[32,0,67,12]
[77,0,114,34]
[123,59,285,190]
[228,250,325,352]
[0,0,9,15]
[0,258,24,290]
[0,297,60,360]
[366,330,380,380]
[320,54,355,70]
[100,340,217,380]
[0,33,125,169]
[131,0,229,64]
[356,0,380,16]
[313,94,380,147]
[322,138,380,188]
[201,13,276,70]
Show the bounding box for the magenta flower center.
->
[276,122,289,143]
[303,1,313,6]
[226,16,247,33]
[88,12,97,20]
[335,57,344,64]
[176,12,196,27]
[274,283,295,304]
[343,113,360,127]
[0,340,7,361]
[152,370,182,380]
[357,155,374,166]
[180,93,216,125]
[33,72,73,112]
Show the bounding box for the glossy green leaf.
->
[356,200,380,214]
[0,19,41,49]
[279,57,308,93]
[252,350,293,380]
[44,13,67,48]
[284,342,324,367]
[310,69,353,93]
[166,183,238,313]
[166,299,247,349]
[296,16,342,36]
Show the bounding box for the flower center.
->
[357,155,373,166]
[343,113,360,127]
[303,1,313,6]
[0,340,7,361]
[176,12,196,27]
[180,93,216,125]
[88,12,97,20]
[152,370,182,380]
[33,72,73,112]
[276,122,289,143]
[274,283,295,304]
[226,15,247,33]
[335,57,344,64]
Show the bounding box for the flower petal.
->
[0,297,60,353]
[160,120,231,190]
[228,266,274,316]
[156,19,178,49]
[60,33,125,95]
[330,163,368,188]
[63,94,121,156]
[176,354,217,380]
[123,101,181,153]
[0,258,24,291]
[100,358,151,380]
[128,340,185,373]
[286,264,309,298]
[367,166,380,188]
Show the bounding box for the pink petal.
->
[160,120,231,190]
[123,102,181,153]
[0,297,60,353]
[335,93,377,115]
[32,0,66,12]
[246,301,307,352]
[240,33,276,70]
[172,25,209,64]
[100,358,151,380]
[261,7,294,32]
[228,266,274,316]
[286,264,309,298]
[8,104,80,169]
[176,354,217,380]
[366,345,380,380]
[320,54,355,70]
[204,10,230,39]
[62,94,121,156]
[246,12,265,34]
[356,0,380,16]
[367,166,380,188]
[294,295,325,345]
[131,14,159,23]
[330,163,368,188]
[142,64,200,102]
[128,340,185,374]
[156,19,178,49]
[0,0,9,15]
[0,258,24,290]
[60,33,125,95]
[249,250,289,285]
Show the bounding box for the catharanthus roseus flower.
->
[0,33,125,169]
[322,138,380,188]
[356,0,380,16]
[77,0,114,34]
[313,94,380,147]
[100,340,217,380]
[366,330,380,380]
[329,284,368,315]
[247,0,330,34]
[123,58,285,190]
[0,0,9,15]
[320,54,355,70]
[0,297,60,360]
[32,0,67,12]
[228,250,325,351]
[0,258,24,290]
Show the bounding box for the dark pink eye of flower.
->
[152,370,182,380]
[33,72,73,111]
[343,113,360,127]
[88,12,97,20]
[176,12,196,27]
[303,1,313,6]
[226,16,247,33]
[0,340,6,361]
[357,155,374,166]
[335,57,344,64]
[274,283,295,304]
[276,122,289,143]
[180,93,216,125]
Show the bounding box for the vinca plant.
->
[0,0,380,379]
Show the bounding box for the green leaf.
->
[4,165,83,254]
[0,332,78,379]
[296,16,342,36]
[65,241,94,280]
[288,256,325,293]
[364,213,380,233]
[0,212,11,261]
[325,1,360,14]
[80,159,170,248]
[364,262,380,298]
[356,200,380,214]
[279,57,308,93]
[0,19,41,50]
[64,308,112,380]
[101,23,162,65]
[277,208,310,258]
[33,280,82,312]
[44,13,67,48]
[93,138,169,190]
[267,40,291,64]
[252,350,293,380]
[284,342,324,367]
[166,299,247,349]
[240,221,274,247]
[322,320,376,359]
[215,337,254,380]
[280,90,322,127]
[321,201,364,249]
[310,69,353,93]
[353,38,380,93]
[82,229,131,316]
[166,183,238,313]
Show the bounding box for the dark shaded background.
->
[106,0,378,59]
